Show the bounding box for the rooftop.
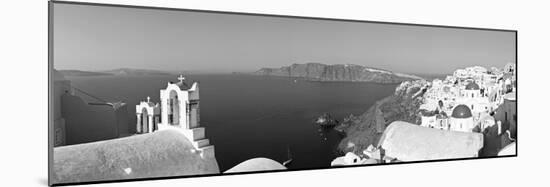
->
[451,104,473,118]
[52,129,219,184]
[504,92,516,101]
[224,158,286,173]
[377,121,483,161]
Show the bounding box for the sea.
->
[65,74,398,171]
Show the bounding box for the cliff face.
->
[335,80,428,154]
[254,63,421,83]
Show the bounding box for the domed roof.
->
[465,82,480,90]
[224,158,286,173]
[451,104,472,118]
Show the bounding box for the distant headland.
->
[59,68,176,77]
[253,63,422,84]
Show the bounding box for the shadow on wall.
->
[61,93,128,145]
[493,95,516,139]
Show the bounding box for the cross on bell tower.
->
[177,75,185,83]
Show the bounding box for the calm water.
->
[66,74,397,171]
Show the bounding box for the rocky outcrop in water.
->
[254,63,421,84]
[314,113,339,128]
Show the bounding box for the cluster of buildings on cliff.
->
[332,63,517,166]
[419,63,516,137]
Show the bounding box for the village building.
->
[449,104,475,132]
[457,82,494,119]
[494,92,517,139]
[479,114,496,132]
[504,63,516,75]
[330,152,379,166]
[420,64,515,135]
[420,110,437,128]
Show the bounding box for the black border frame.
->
[48,0,518,186]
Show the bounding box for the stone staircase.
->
[184,127,215,159]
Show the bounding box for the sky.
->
[53,3,516,75]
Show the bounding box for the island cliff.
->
[335,79,429,154]
[59,68,175,77]
[254,63,422,83]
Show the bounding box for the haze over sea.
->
[66,74,397,171]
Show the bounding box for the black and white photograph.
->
[48,1,517,185]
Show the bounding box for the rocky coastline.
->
[334,79,429,155]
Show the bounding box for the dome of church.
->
[465,82,480,90]
[451,104,473,118]
[224,157,286,173]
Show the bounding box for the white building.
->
[135,96,160,134]
[449,104,475,132]
[136,75,214,157]
[479,114,496,132]
[420,111,437,128]
[420,64,515,134]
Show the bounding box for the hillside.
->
[335,80,428,154]
[254,63,422,83]
[101,68,174,76]
[59,68,175,77]
[58,70,112,76]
